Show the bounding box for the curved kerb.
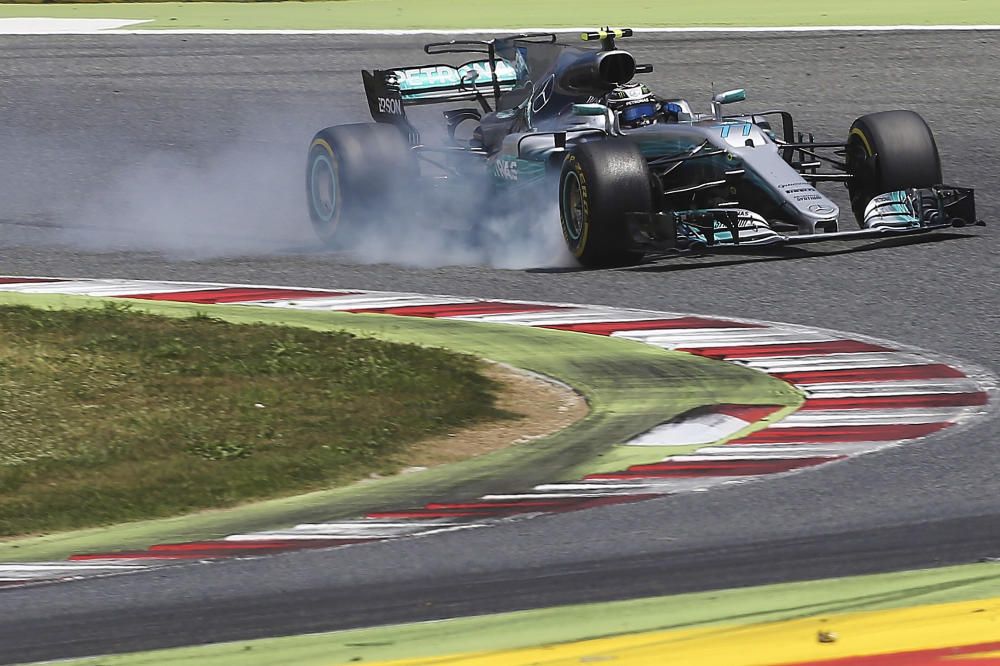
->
[0,277,993,588]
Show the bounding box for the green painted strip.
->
[0,291,799,561]
[0,0,996,31]
[35,562,1000,665]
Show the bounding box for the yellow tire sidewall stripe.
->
[849,127,874,156]
[309,137,342,234]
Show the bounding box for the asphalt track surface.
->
[1,32,999,663]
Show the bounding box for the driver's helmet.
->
[607,82,659,127]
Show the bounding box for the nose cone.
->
[733,143,840,233]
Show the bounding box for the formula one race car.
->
[306,28,982,267]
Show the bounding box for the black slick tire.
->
[846,110,942,226]
[559,141,649,268]
[306,123,416,247]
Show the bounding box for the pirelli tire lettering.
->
[561,155,591,255]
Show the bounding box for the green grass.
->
[0,0,994,30]
[0,302,506,537]
[0,292,800,561]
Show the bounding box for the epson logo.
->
[377,97,403,115]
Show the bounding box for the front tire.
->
[846,110,942,226]
[306,123,416,247]
[559,141,650,268]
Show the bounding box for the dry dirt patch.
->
[399,362,588,470]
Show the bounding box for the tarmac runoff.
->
[23,561,1000,665]
[0,278,992,587]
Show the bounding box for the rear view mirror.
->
[713,88,747,105]
[712,88,747,119]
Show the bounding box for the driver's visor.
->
[620,102,658,123]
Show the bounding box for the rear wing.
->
[362,38,529,142]
[393,59,517,102]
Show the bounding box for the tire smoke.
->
[43,122,576,270]
[66,137,315,258]
[340,186,576,270]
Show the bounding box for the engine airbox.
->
[559,50,636,95]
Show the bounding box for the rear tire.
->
[306,123,417,247]
[846,110,942,226]
[559,141,649,268]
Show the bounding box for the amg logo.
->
[377,97,403,115]
[494,159,518,181]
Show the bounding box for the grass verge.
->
[36,562,1000,665]
[0,301,506,537]
[0,1,995,30]
[0,291,800,561]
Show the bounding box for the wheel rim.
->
[309,153,338,223]
[562,170,585,242]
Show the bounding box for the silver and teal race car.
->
[306,28,981,267]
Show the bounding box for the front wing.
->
[628,185,982,254]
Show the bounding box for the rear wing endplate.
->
[361,69,419,143]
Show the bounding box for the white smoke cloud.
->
[65,136,316,258]
[55,121,577,270]
[343,196,575,270]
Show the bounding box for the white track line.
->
[2,20,998,36]
[448,309,661,325]
[737,352,936,372]
[0,279,211,296]
[104,25,1000,36]
[695,443,882,456]
[0,18,149,34]
[228,524,479,540]
[451,306,669,321]
[223,533,383,542]
[775,407,972,427]
[498,491,659,499]
[614,328,833,347]
[799,378,983,397]
[250,294,471,310]
[532,482,673,491]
